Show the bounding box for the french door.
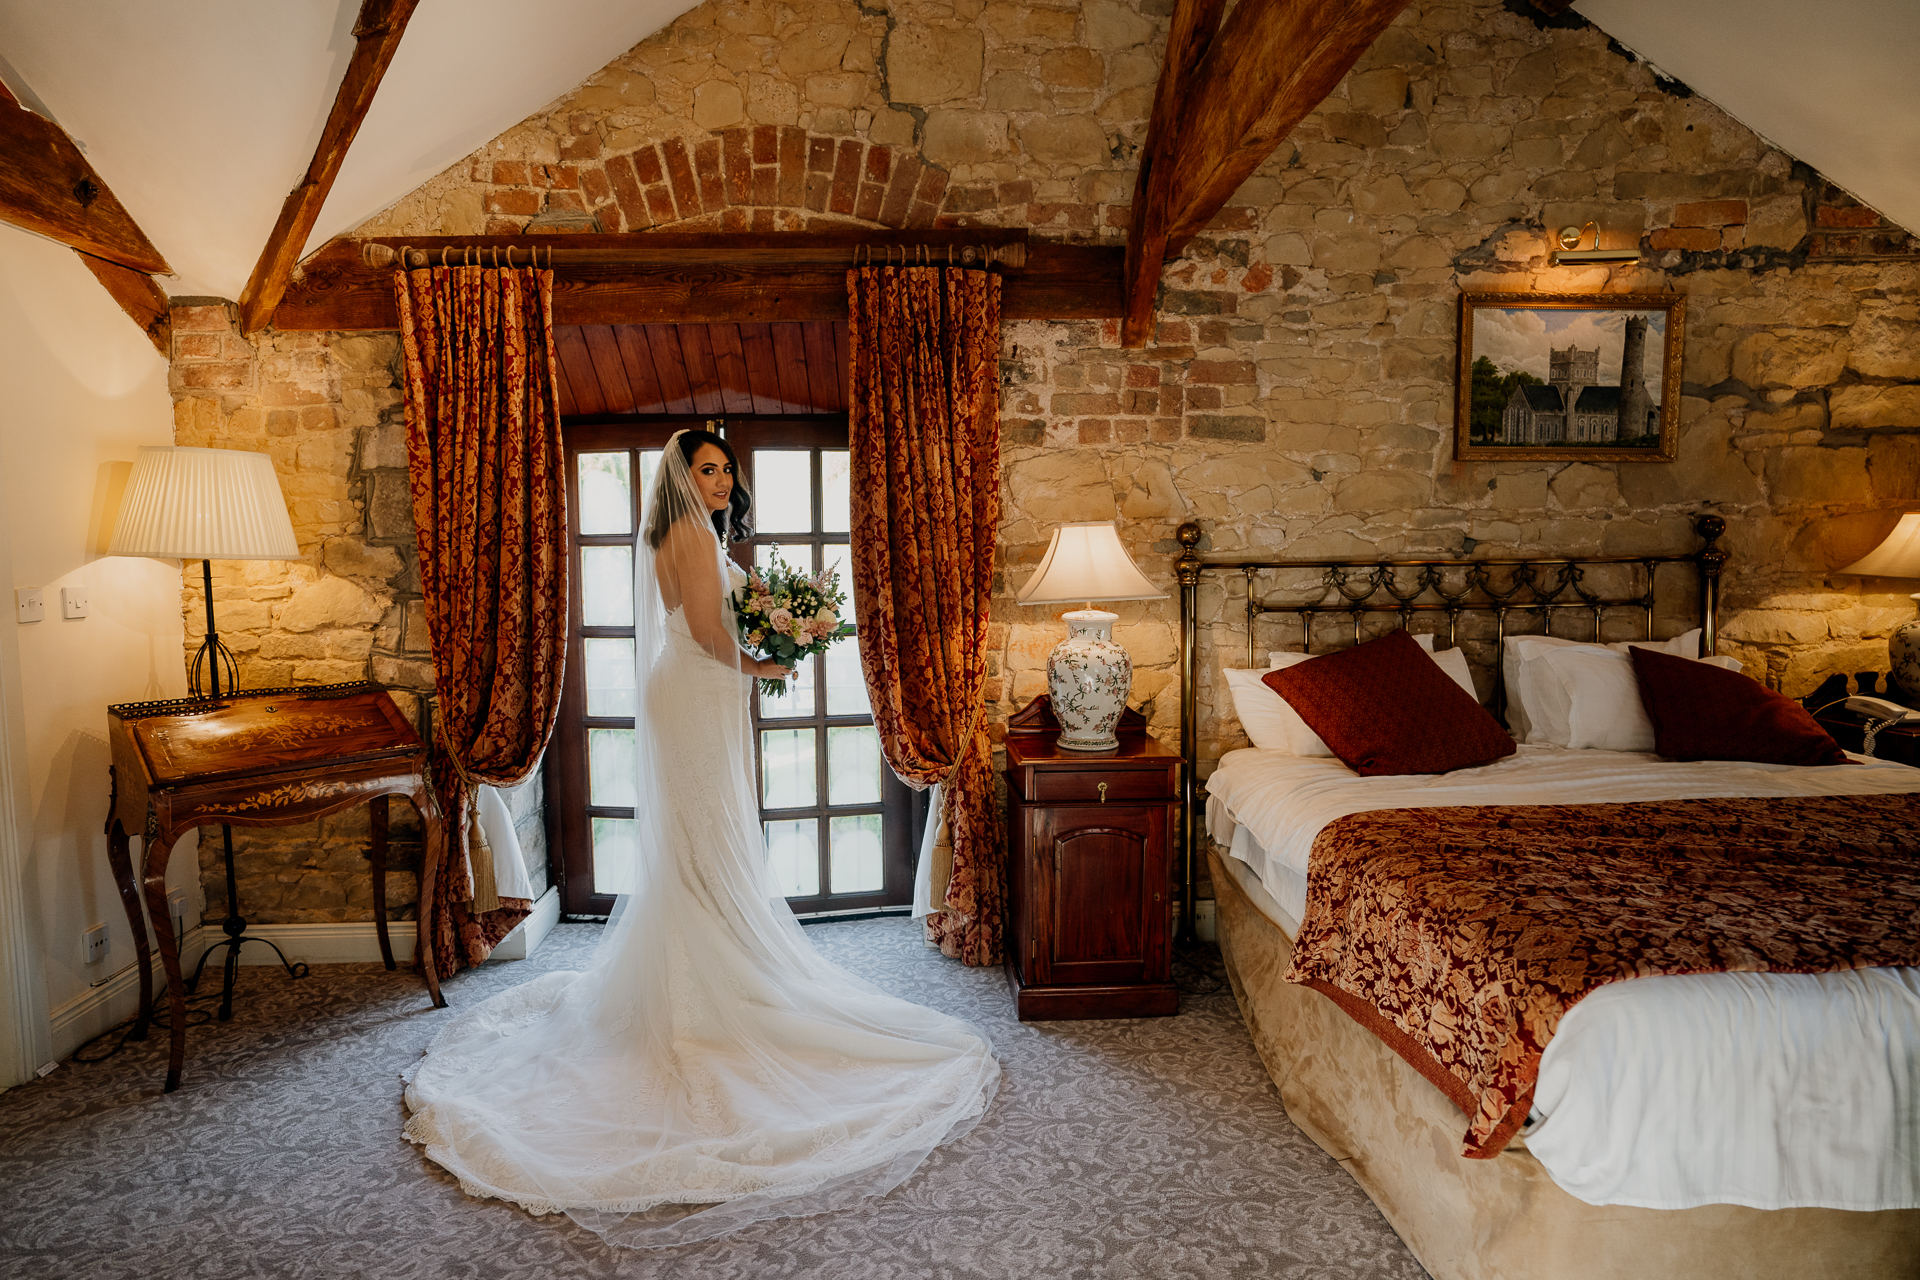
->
[550,416,917,917]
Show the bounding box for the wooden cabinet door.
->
[1035,804,1168,987]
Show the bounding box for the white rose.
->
[815,607,836,625]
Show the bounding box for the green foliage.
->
[1467,357,1544,442]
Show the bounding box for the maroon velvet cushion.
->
[1628,645,1851,766]
[1261,630,1516,777]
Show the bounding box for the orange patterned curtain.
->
[395,265,569,977]
[847,265,1005,965]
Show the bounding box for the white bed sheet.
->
[1205,743,1920,1211]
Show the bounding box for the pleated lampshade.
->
[110,446,300,561]
[1841,512,1920,579]
[1016,522,1166,605]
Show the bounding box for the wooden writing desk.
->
[106,681,446,1091]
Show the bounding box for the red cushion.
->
[1628,645,1851,766]
[1262,630,1516,777]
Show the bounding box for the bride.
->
[403,428,1000,1247]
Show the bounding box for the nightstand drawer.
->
[1027,766,1177,805]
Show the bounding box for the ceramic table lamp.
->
[1840,511,1920,700]
[1016,521,1167,750]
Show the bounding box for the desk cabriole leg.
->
[105,818,153,1041]
[141,832,186,1092]
[370,794,394,970]
[413,779,446,1008]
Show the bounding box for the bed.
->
[1170,515,1920,1280]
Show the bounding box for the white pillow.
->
[1543,644,1744,751]
[1225,655,1331,755]
[1225,638,1480,755]
[1503,628,1705,743]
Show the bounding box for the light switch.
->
[15,589,43,623]
[61,586,89,619]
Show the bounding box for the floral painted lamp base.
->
[1892,594,1920,702]
[1047,609,1132,751]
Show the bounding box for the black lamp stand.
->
[181,557,307,1021]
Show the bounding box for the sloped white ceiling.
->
[1577,0,1920,235]
[0,0,1913,303]
[0,0,694,299]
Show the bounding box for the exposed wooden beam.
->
[76,252,171,353]
[235,0,419,335]
[0,88,169,275]
[1123,0,1227,347]
[272,234,1124,329]
[1121,0,1413,347]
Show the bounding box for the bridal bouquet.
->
[733,551,852,696]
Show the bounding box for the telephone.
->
[1845,695,1920,724]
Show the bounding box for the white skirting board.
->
[43,887,560,1066]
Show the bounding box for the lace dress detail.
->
[402,551,998,1247]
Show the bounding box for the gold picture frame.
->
[1456,291,1685,462]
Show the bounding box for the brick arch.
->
[478,126,960,236]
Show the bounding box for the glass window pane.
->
[580,546,634,627]
[755,543,813,572]
[587,728,636,807]
[827,725,882,806]
[765,819,820,898]
[821,450,850,534]
[583,637,636,716]
[761,727,817,809]
[578,452,632,535]
[754,450,813,533]
[825,636,872,717]
[757,654,817,719]
[829,814,884,894]
[592,817,638,896]
[639,450,662,509]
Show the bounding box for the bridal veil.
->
[402,432,1000,1247]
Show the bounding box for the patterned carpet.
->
[0,918,1426,1279]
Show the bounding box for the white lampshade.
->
[1841,512,1920,579]
[1016,522,1166,606]
[110,446,300,561]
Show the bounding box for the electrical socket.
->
[82,924,107,966]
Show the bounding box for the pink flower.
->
[769,607,793,633]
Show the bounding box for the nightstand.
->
[1002,696,1180,1021]
[1813,702,1920,767]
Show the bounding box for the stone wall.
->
[167,304,547,924]
[173,0,1920,912]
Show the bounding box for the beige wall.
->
[169,0,1920,908]
[0,222,194,1067]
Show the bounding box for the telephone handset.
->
[1845,695,1920,724]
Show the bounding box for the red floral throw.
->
[1629,645,1850,766]
[1262,630,1515,776]
[1283,794,1920,1158]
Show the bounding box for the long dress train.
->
[403,547,999,1247]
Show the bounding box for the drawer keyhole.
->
[1097,781,1108,803]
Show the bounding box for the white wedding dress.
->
[403,440,999,1247]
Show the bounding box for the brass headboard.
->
[1170,512,1730,942]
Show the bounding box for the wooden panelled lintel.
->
[273,231,1124,330]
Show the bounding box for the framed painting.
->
[1456,292,1685,462]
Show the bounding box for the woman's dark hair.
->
[645,428,753,548]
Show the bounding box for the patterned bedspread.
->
[1281,793,1920,1158]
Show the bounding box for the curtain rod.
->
[359,239,1029,271]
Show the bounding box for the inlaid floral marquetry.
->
[104,684,446,1093]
